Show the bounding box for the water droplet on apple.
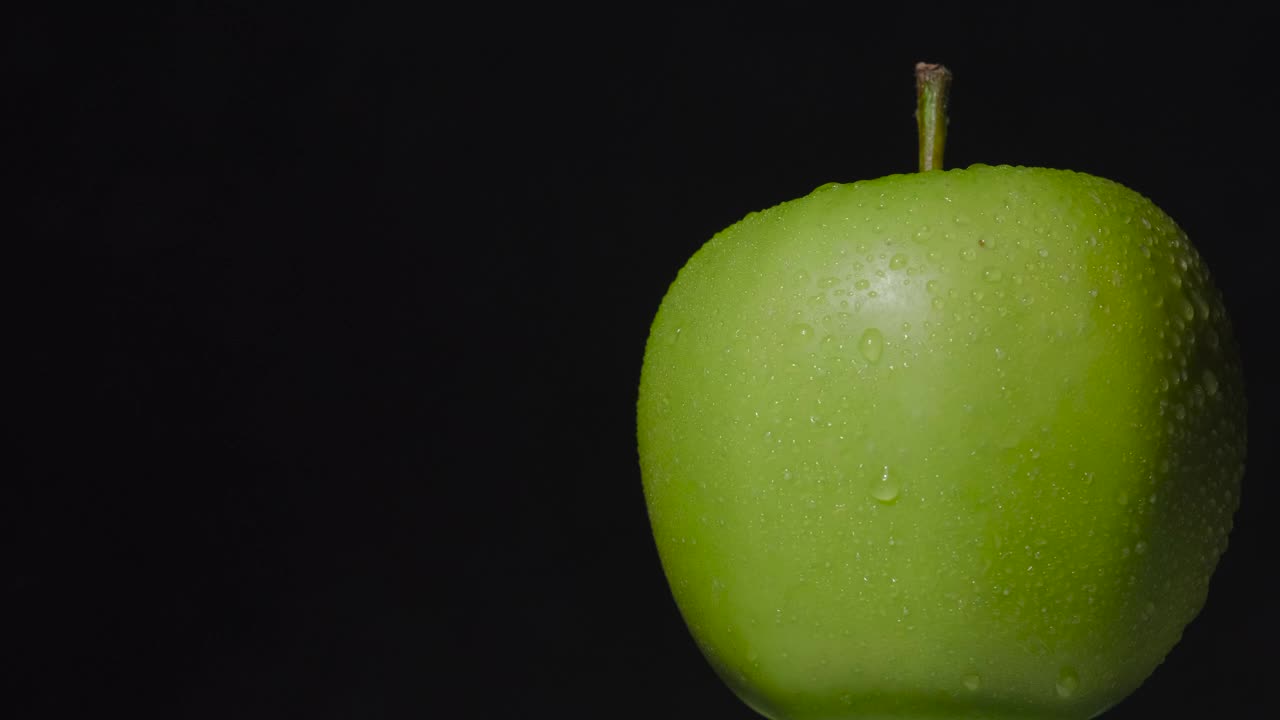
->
[983,266,1003,283]
[871,465,899,503]
[854,278,870,291]
[1203,369,1219,396]
[1180,297,1196,322]
[926,279,940,294]
[1135,540,1148,555]
[790,323,814,344]
[859,328,884,364]
[962,673,982,691]
[890,253,908,270]
[1207,327,1221,349]
[960,247,976,261]
[1056,667,1080,698]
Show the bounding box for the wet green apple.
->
[636,164,1245,719]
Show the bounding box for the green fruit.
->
[636,164,1245,719]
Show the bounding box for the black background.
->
[10,4,1277,718]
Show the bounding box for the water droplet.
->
[983,266,1003,283]
[1180,297,1196,322]
[926,279,940,294]
[963,674,982,691]
[960,247,976,261]
[890,253,908,270]
[1056,667,1080,699]
[854,278,870,291]
[1193,291,1211,319]
[871,465,899,503]
[790,323,815,344]
[859,328,885,364]
[1135,540,1148,555]
[1203,369,1219,396]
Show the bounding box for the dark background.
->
[10,4,1277,718]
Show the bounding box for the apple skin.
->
[636,165,1245,719]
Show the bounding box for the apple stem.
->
[915,62,952,172]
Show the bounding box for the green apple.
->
[636,67,1245,720]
